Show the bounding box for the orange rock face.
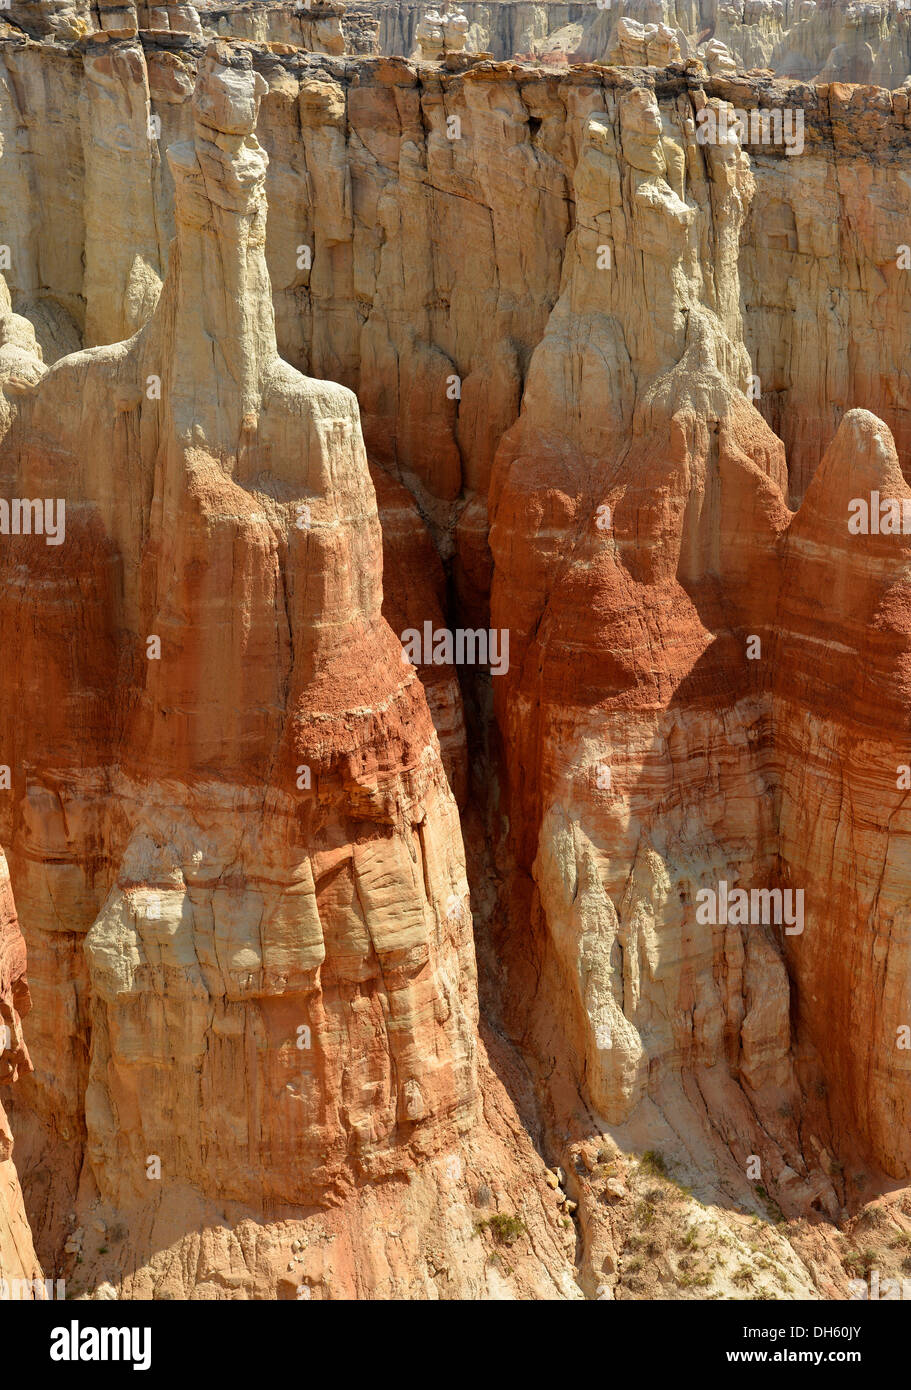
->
[3,24,911,1305]
[0,847,44,1295]
[0,42,576,1299]
[483,81,911,1285]
[487,87,811,1203]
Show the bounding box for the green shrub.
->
[639,1151,668,1177]
[475,1213,527,1245]
[842,1248,877,1277]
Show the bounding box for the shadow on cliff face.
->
[467,404,911,1295]
[0,40,589,1300]
[455,75,911,1294]
[3,19,911,1300]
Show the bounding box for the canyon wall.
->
[0,38,578,1299]
[9,0,911,79]
[0,273,47,1299]
[3,38,908,512]
[485,77,911,1205]
[345,0,911,83]
[1,14,911,1301]
[0,847,45,1296]
[353,0,586,61]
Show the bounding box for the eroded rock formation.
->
[413,4,469,60]
[2,12,911,1304]
[349,0,911,83]
[0,848,44,1297]
[486,78,911,1269]
[0,38,576,1299]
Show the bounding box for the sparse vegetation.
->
[842,1248,877,1277]
[475,1213,527,1245]
[754,1185,785,1224]
[634,1201,656,1229]
[639,1150,668,1177]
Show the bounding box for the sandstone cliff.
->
[6,41,911,511]
[0,274,46,1301]
[2,13,911,1304]
[349,0,911,85]
[0,847,45,1297]
[0,38,577,1299]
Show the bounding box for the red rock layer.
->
[0,847,44,1295]
[486,85,911,1281]
[0,42,577,1297]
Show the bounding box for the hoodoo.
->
[1,0,911,1313]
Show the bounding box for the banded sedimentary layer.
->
[1,14,911,1302]
[0,847,44,1296]
[0,39,576,1299]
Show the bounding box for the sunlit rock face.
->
[488,84,801,1154]
[0,847,44,1296]
[197,1,348,53]
[0,40,578,1299]
[413,6,470,60]
[4,10,911,1304]
[608,16,683,65]
[487,83,911,1253]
